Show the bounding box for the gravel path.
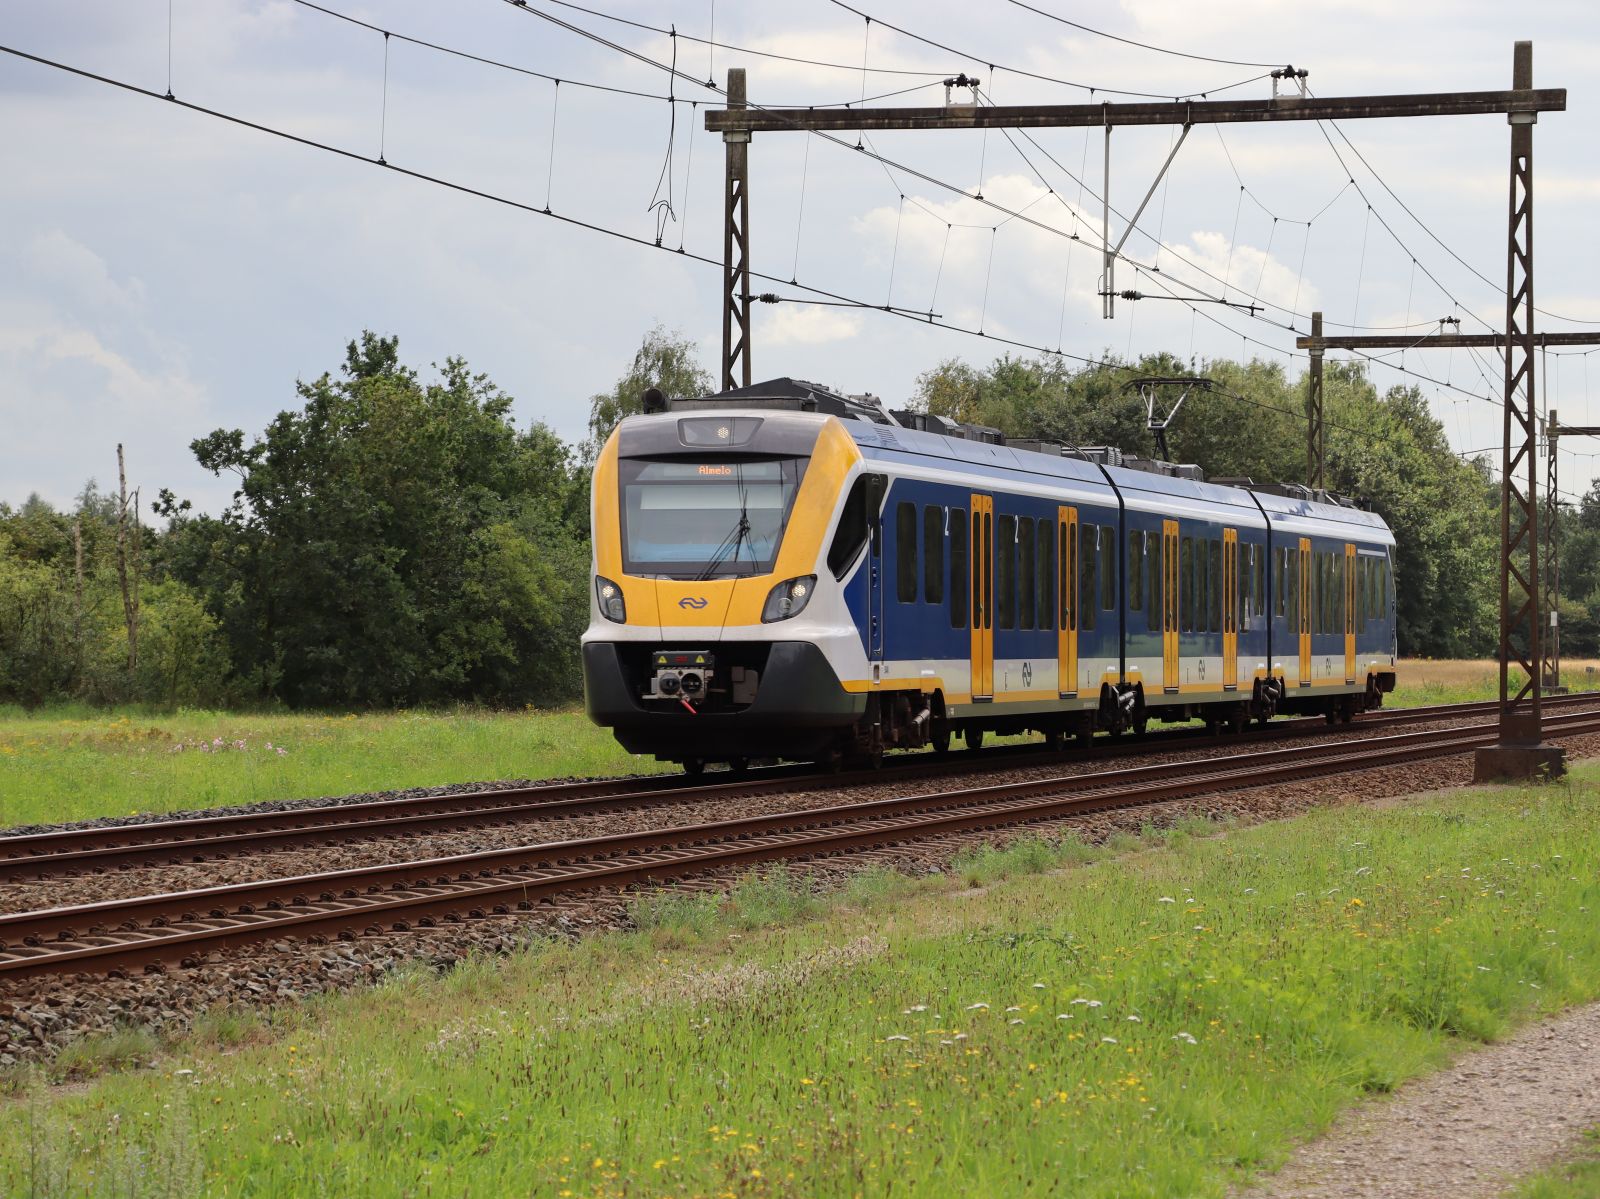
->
[1234,999,1600,1199]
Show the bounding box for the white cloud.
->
[21,230,148,311]
[758,303,862,346]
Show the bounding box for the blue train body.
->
[583,380,1398,769]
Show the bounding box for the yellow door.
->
[969,494,993,700]
[1344,542,1357,684]
[1223,528,1238,690]
[1298,538,1312,687]
[1057,506,1078,697]
[1163,520,1180,693]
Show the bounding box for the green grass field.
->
[0,706,668,828]
[3,659,1573,829]
[4,768,1598,1197]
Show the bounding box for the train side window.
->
[1285,550,1297,630]
[1179,536,1194,633]
[1020,518,1037,628]
[1062,521,1076,631]
[950,509,968,628]
[923,506,945,605]
[1128,530,1144,612]
[1203,541,1216,630]
[1146,531,1162,633]
[1080,524,1097,631]
[1274,547,1286,619]
[998,514,1017,629]
[895,503,918,603]
[1039,519,1055,631]
[1239,545,1250,629]
[827,476,869,579]
[1100,525,1116,610]
[1248,541,1260,617]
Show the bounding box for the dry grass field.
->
[1395,658,1600,704]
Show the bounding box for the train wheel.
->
[1134,717,1149,738]
[816,748,843,773]
[1076,729,1094,749]
[683,759,706,776]
[931,725,951,756]
[1046,730,1065,753]
[728,757,749,774]
[965,727,984,752]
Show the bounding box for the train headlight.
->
[595,576,627,623]
[761,574,816,623]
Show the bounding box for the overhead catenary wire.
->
[820,0,1277,101]
[996,0,1282,69]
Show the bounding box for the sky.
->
[2,0,1599,516]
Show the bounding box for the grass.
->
[0,706,668,828]
[1511,1128,1600,1198]
[3,769,1599,1198]
[1,659,1593,828]
[1392,657,1600,707]
[1504,1126,1600,1190]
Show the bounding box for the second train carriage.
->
[582,378,1397,770]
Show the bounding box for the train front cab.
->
[581,408,875,765]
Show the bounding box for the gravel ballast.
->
[1,731,1596,1067]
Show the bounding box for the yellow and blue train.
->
[582,378,1398,771]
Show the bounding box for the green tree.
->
[584,326,713,457]
[182,332,588,707]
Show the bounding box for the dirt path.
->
[1235,1000,1600,1198]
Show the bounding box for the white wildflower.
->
[1101,1036,1119,1045]
[1172,1031,1198,1045]
[886,1035,911,1042]
[1126,1015,1141,1023]
[1158,896,1176,904]
[965,1002,989,1011]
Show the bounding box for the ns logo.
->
[678,596,710,610]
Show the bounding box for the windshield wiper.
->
[694,465,751,581]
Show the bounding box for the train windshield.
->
[619,456,808,578]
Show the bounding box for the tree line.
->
[1,330,1590,710]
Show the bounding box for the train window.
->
[895,503,918,603]
[1179,536,1194,633]
[1061,521,1076,631]
[1252,544,1264,628]
[998,515,1017,629]
[1128,531,1145,612]
[1040,519,1056,631]
[1020,518,1037,628]
[950,509,968,627]
[1274,547,1287,619]
[1320,552,1332,635]
[1147,532,1162,633]
[1238,544,1249,631]
[1203,541,1216,630]
[1081,524,1097,631]
[923,506,945,605]
[1356,558,1366,625]
[827,476,870,579]
[1100,525,1116,610]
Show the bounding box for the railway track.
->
[3,694,1592,882]
[2,706,1596,984]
